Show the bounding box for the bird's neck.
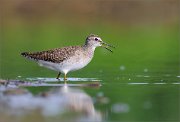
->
[83,44,96,51]
[82,44,96,57]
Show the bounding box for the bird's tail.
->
[21,52,37,61]
[21,52,29,57]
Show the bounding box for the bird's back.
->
[21,46,82,63]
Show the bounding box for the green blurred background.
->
[0,0,180,121]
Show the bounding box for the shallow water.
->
[0,71,179,122]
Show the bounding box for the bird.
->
[21,34,114,81]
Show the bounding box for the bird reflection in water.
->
[0,85,102,122]
[56,84,102,121]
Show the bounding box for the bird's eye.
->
[95,38,98,41]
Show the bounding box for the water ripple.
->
[128,82,180,85]
[26,77,101,82]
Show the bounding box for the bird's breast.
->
[63,50,93,71]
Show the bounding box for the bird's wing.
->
[21,46,81,63]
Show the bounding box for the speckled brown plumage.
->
[21,46,82,63]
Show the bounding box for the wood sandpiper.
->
[21,34,114,81]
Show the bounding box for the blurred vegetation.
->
[1,0,179,24]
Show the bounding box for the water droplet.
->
[143,101,152,109]
[97,92,104,97]
[111,103,130,113]
[119,65,126,71]
[144,68,148,72]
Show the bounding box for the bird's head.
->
[85,34,115,52]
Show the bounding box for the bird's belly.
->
[62,55,92,72]
[38,55,92,74]
[38,60,61,72]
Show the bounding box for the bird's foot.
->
[56,72,61,81]
[56,77,61,82]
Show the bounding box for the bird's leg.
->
[64,74,67,81]
[56,72,61,80]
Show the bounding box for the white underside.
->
[38,55,92,75]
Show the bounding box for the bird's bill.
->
[101,41,115,53]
